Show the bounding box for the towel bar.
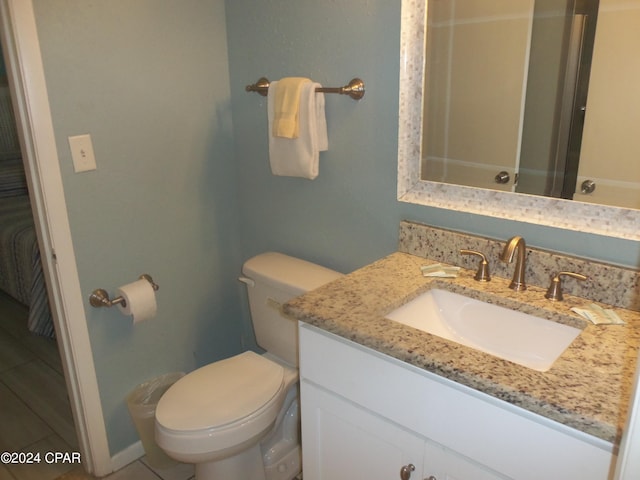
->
[245,77,365,100]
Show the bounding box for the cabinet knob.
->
[400,463,415,480]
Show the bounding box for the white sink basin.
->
[386,288,582,372]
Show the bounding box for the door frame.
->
[0,0,111,475]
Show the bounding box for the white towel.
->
[268,80,328,179]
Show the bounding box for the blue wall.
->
[33,0,248,453]
[226,0,640,271]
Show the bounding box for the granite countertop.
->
[284,252,640,445]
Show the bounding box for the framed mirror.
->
[398,0,640,240]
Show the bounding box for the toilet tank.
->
[241,252,343,366]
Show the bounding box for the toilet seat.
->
[155,351,286,457]
[157,351,284,431]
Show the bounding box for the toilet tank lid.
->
[242,252,343,294]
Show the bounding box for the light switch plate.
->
[68,134,97,172]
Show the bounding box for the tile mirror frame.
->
[396,0,640,241]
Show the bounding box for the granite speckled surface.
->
[398,220,640,310]
[284,236,640,445]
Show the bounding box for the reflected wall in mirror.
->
[397,0,640,240]
[419,0,640,210]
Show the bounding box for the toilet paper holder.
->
[89,274,159,308]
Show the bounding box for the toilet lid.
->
[156,351,284,432]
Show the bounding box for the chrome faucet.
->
[499,236,527,291]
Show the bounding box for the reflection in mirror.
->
[397,0,640,240]
[423,0,535,192]
[419,0,640,209]
[518,0,597,200]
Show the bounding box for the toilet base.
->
[262,387,301,480]
[195,443,266,480]
[189,441,301,480]
[264,445,301,480]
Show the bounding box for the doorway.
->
[0,39,82,480]
[0,0,110,476]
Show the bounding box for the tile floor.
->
[0,292,195,480]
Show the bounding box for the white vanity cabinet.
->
[301,382,427,479]
[302,381,505,480]
[299,324,616,480]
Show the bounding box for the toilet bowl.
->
[154,252,342,480]
[156,351,299,479]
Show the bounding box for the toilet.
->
[155,252,342,480]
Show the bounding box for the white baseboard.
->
[110,440,145,473]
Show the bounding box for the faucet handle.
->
[545,271,588,301]
[460,249,491,282]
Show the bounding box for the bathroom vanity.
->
[284,223,640,480]
[298,324,613,479]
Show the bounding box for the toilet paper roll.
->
[116,278,157,323]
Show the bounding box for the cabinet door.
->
[423,441,509,480]
[301,380,424,480]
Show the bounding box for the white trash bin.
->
[126,372,184,468]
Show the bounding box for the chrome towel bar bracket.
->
[245,77,365,100]
[89,274,159,308]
